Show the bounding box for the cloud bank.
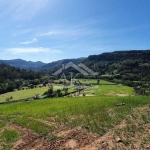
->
[6,47,62,54]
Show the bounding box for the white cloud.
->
[40,31,60,36]
[20,38,38,44]
[6,47,62,54]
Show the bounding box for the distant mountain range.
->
[41,58,86,73]
[0,59,46,70]
[0,58,85,71]
[0,50,150,76]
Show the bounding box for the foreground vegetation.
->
[0,96,150,135]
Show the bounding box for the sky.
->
[0,0,150,63]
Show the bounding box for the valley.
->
[0,50,150,149]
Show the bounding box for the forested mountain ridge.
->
[83,50,150,76]
[0,58,85,71]
[84,50,150,62]
[41,58,85,73]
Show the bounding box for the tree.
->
[47,85,54,97]
[63,87,68,95]
[56,89,62,97]
[97,79,100,85]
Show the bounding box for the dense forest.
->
[0,64,42,94]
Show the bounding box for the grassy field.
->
[0,96,150,135]
[84,84,134,96]
[77,79,134,96]
[0,85,63,102]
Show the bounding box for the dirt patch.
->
[41,128,97,150]
[107,92,114,96]
[10,122,97,150]
[57,129,73,137]
[85,94,95,97]
[65,139,77,149]
[116,94,129,96]
[10,122,41,150]
[28,117,57,127]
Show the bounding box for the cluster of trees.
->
[44,85,68,98]
[0,64,42,94]
[44,83,88,98]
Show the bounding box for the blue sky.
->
[0,0,150,63]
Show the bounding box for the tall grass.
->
[0,129,19,150]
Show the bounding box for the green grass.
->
[0,85,63,102]
[1,129,19,142]
[79,79,114,85]
[0,129,19,150]
[84,81,134,96]
[0,96,150,135]
[78,79,134,96]
[12,117,55,135]
[0,120,6,129]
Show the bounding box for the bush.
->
[5,97,10,102]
